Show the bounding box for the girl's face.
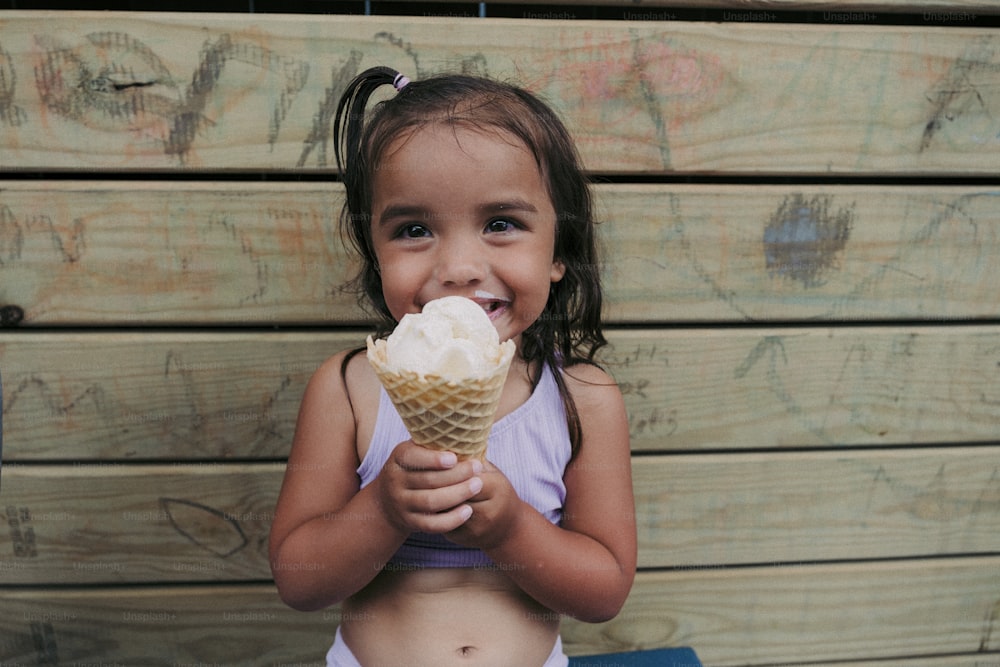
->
[371,123,565,347]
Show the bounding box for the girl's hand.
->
[444,460,524,551]
[375,440,485,535]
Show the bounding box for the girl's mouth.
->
[483,300,507,321]
[474,291,510,321]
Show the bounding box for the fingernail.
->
[460,505,473,521]
[440,452,457,467]
[469,477,483,494]
[471,459,484,474]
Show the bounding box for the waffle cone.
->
[366,336,516,461]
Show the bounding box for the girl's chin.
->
[489,318,512,343]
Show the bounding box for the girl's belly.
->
[340,567,561,666]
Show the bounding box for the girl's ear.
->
[550,259,567,283]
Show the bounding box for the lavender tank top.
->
[357,363,571,568]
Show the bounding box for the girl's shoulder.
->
[299,346,381,464]
[311,346,376,388]
[559,361,624,413]
[559,360,630,483]
[305,346,381,422]
[560,361,619,392]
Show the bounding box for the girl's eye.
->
[398,223,430,238]
[486,218,516,233]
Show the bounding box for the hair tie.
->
[393,72,410,92]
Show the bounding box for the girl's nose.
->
[436,237,486,286]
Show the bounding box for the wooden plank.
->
[596,185,1000,323]
[1,558,997,664]
[608,325,1000,451]
[634,447,1000,568]
[3,447,997,583]
[1,13,999,174]
[0,463,282,585]
[4,326,1000,460]
[405,0,1000,14]
[0,331,355,460]
[0,182,357,326]
[563,557,1000,664]
[3,182,1000,325]
[0,583,337,666]
[806,657,1000,667]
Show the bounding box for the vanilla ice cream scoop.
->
[379,296,513,380]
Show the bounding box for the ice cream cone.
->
[367,336,516,461]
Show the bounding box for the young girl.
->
[269,67,636,667]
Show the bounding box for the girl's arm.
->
[268,351,401,611]
[447,363,637,623]
[268,351,482,611]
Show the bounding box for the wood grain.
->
[597,185,1000,323]
[0,331,355,460]
[3,182,999,325]
[398,0,999,13]
[606,325,1000,451]
[563,557,1000,664]
[1,558,997,664]
[1,8,997,667]
[806,658,1000,667]
[633,446,1000,567]
[1,463,283,585]
[1,14,999,174]
[0,182,354,326]
[4,326,1000,459]
[2,447,997,583]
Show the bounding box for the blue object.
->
[569,647,702,667]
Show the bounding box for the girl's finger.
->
[410,503,474,534]
[403,458,483,491]
[406,475,483,515]
[392,441,458,472]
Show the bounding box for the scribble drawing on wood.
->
[297,50,361,168]
[32,30,310,164]
[763,194,854,288]
[161,497,248,558]
[0,40,27,127]
[921,35,1000,153]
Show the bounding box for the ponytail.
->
[333,66,409,325]
[334,66,404,207]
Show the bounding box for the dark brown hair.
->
[334,67,607,455]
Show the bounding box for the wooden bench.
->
[2,2,1000,664]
